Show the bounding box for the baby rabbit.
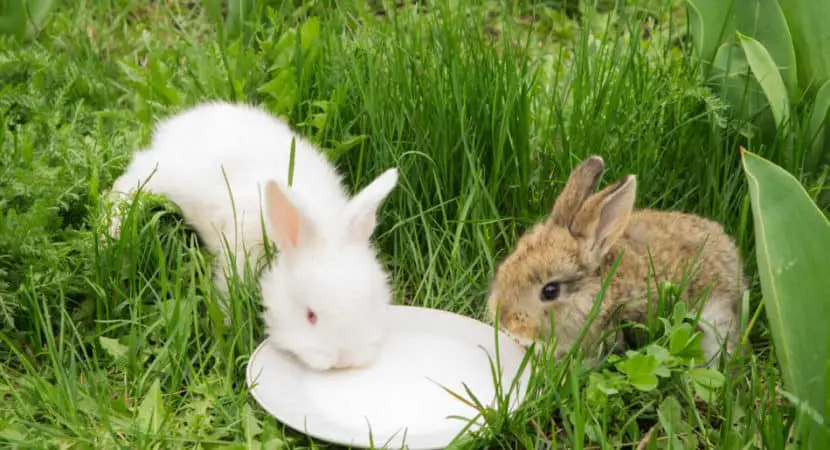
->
[103,101,399,371]
[487,155,744,367]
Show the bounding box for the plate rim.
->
[245,303,531,449]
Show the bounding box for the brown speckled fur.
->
[487,156,745,366]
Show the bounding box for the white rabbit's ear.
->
[264,179,315,251]
[345,168,399,241]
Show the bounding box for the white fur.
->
[105,101,399,371]
[698,297,739,366]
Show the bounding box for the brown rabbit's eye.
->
[540,282,561,301]
[306,308,317,325]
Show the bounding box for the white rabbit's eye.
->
[306,308,317,325]
[540,282,561,302]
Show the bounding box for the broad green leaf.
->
[298,17,322,85]
[653,364,671,379]
[688,368,726,389]
[616,353,658,374]
[657,395,689,438]
[645,343,672,364]
[686,0,796,142]
[826,331,830,445]
[268,28,299,71]
[686,0,795,90]
[242,403,263,446]
[329,134,369,160]
[593,375,620,396]
[335,134,368,152]
[671,300,687,325]
[0,0,55,40]
[137,379,165,434]
[669,323,692,355]
[710,42,776,139]
[300,17,321,53]
[627,372,659,392]
[147,59,181,106]
[22,0,54,28]
[805,79,830,172]
[693,382,718,404]
[258,68,298,115]
[0,427,25,441]
[0,0,28,37]
[669,323,703,360]
[616,353,660,392]
[263,438,288,450]
[733,0,797,96]
[99,336,128,359]
[225,0,255,40]
[200,0,223,28]
[779,0,830,93]
[741,148,830,446]
[738,33,791,129]
[688,368,724,403]
[584,422,604,445]
[684,0,738,72]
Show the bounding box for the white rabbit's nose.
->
[333,354,349,369]
[333,345,381,370]
[330,351,360,370]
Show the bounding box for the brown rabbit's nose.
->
[499,310,526,332]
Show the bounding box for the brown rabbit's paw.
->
[696,298,740,367]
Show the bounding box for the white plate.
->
[246,304,531,449]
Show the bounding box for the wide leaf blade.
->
[687,0,796,142]
[740,148,830,445]
[806,79,830,173]
[779,0,830,93]
[684,0,738,72]
[226,0,255,40]
[137,379,165,435]
[200,0,223,28]
[710,41,775,137]
[737,33,791,129]
[733,0,797,96]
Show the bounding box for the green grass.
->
[0,0,824,448]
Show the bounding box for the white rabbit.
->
[104,101,399,371]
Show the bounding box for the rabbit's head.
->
[260,169,399,371]
[487,156,637,356]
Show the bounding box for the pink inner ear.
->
[265,180,302,249]
[284,213,300,247]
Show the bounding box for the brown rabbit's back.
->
[615,209,745,312]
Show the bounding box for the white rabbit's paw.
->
[98,191,134,243]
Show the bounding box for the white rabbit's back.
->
[149,102,347,210]
[113,101,349,259]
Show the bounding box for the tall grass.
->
[0,0,820,448]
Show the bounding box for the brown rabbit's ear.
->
[569,175,637,267]
[549,155,605,227]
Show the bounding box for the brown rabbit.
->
[487,155,745,367]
